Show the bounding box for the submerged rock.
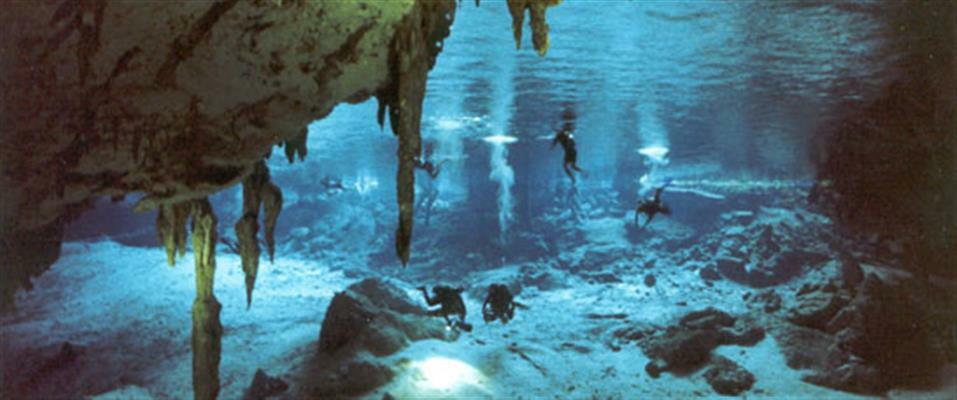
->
[699,265,722,281]
[244,369,288,400]
[318,278,448,357]
[704,356,756,396]
[310,360,395,397]
[618,308,765,385]
[786,288,851,331]
[304,278,452,397]
[774,273,955,395]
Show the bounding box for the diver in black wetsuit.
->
[482,284,526,324]
[414,143,447,179]
[635,180,672,229]
[320,176,347,192]
[552,130,586,183]
[551,106,585,183]
[414,157,443,179]
[418,285,473,332]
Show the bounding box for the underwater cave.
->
[1,1,955,399]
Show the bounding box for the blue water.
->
[239,1,903,254]
[64,1,911,256]
[15,2,954,399]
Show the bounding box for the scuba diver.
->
[413,143,447,179]
[551,106,586,183]
[320,176,347,193]
[418,285,473,332]
[482,284,526,324]
[635,179,673,229]
[414,143,446,225]
[414,157,443,179]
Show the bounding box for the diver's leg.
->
[427,309,443,317]
[563,162,576,183]
[643,213,656,228]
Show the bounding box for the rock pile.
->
[686,208,834,287]
[611,308,765,396]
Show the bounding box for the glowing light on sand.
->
[414,357,483,391]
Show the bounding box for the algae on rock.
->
[156,202,193,266]
[235,161,283,308]
[283,129,308,164]
[507,0,561,56]
[190,199,223,400]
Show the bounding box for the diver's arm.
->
[419,287,440,306]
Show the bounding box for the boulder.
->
[633,309,765,377]
[772,323,834,370]
[748,290,782,313]
[704,356,756,396]
[244,369,288,400]
[787,289,851,331]
[699,265,722,281]
[715,256,747,282]
[318,278,448,357]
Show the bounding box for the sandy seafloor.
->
[2,215,955,399]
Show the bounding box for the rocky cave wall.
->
[0,0,562,310]
[0,0,416,306]
[812,0,956,278]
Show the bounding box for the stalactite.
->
[283,128,308,164]
[506,0,561,56]
[234,214,259,307]
[234,160,282,308]
[156,202,191,266]
[262,182,282,262]
[377,0,455,266]
[190,198,222,400]
[237,161,265,308]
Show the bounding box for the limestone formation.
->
[157,202,192,266]
[309,278,449,396]
[374,0,456,265]
[0,0,447,303]
[235,160,282,308]
[190,199,222,400]
[506,0,561,56]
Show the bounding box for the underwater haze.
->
[5,1,956,399]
